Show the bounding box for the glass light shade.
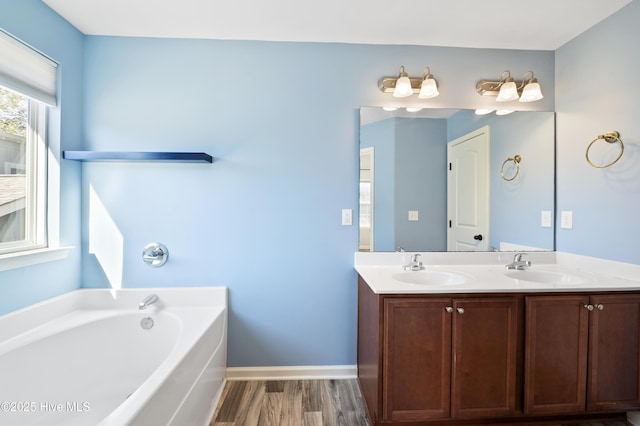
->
[382,106,398,111]
[519,81,543,102]
[405,107,423,112]
[496,81,519,102]
[496,110,514,115]
[475,109,494,115]
[393,76,414,98]
[418,78,439,99]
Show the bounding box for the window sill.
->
[0,246,74,272]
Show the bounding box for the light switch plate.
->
[541,211,552,228]
[341,209,352,226]
[408,210,419,221]
[561,211,573,229]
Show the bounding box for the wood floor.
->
[210,379,369,426]
[209,379,634,426]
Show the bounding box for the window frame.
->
[0,89,48,255]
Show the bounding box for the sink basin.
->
[392,270,469,286]
[504,269,593,285]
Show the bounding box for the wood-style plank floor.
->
[209,379,634,426]
[210,379,369,426]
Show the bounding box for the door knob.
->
[445,306,453,313]
[473,234,483,241]
[456,307,465,314]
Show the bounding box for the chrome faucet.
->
[403,253,424,271]
[139,294,159,310]
[505,253,532,270]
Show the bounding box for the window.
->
[0,30,57,257]
[0,86,46,254]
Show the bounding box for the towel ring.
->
[501,155,521,181]
[586,131,624,168]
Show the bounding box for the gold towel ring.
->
[501,155,521,181]
[586,131,624,168]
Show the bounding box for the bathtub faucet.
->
[139,294,159,310]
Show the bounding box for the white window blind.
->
[0,29,57,106]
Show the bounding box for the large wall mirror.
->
[359,107,555,252]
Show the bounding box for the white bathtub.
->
[0,287,227,426]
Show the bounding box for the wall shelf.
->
[62,151,213,163]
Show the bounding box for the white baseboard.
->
[226,365,357,381]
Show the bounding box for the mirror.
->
[359,107,555,252]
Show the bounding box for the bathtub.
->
[0,287,227,426]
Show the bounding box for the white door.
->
[447,126,489,251]
[359,147,374,251]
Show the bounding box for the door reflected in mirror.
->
[359,107,555,252]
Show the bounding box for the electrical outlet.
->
[541,211,552,228]
[408,210,419,221]
[561,211,573,229]
[341,209,352,226]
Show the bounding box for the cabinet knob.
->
[456,307,465,314]
[445,306,453,313]
[584,304,594,311]
[596,304,604,311]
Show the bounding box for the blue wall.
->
[0,0,83,315]
[555,0,640,264]
[395,118,448,251]
[79,37,553,367]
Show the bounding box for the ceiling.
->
[42,0,632,50]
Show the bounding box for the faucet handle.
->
[514,253,525,261]
[411,253,421,262]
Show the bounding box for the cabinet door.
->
[383,298,452,421]
[588,294,640,411]
[524,295,590,414]
[451,297,518,418]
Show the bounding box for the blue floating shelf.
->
[62,151,213,163]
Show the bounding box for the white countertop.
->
[355,251,640,294]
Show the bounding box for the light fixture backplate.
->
[476,79,527,97]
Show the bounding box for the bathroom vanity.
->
[356,252,640,426]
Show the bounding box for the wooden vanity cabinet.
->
[525,294,640,414]
[357,275,636,426]
[370,282,519,423]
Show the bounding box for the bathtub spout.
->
[139,294,159,310]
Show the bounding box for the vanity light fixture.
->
[476,70,543,103]
[379,66,440,98]
[475,109,494,115]
[405,107,423,112]
[496,110,515,115]
[383,106,398,111]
